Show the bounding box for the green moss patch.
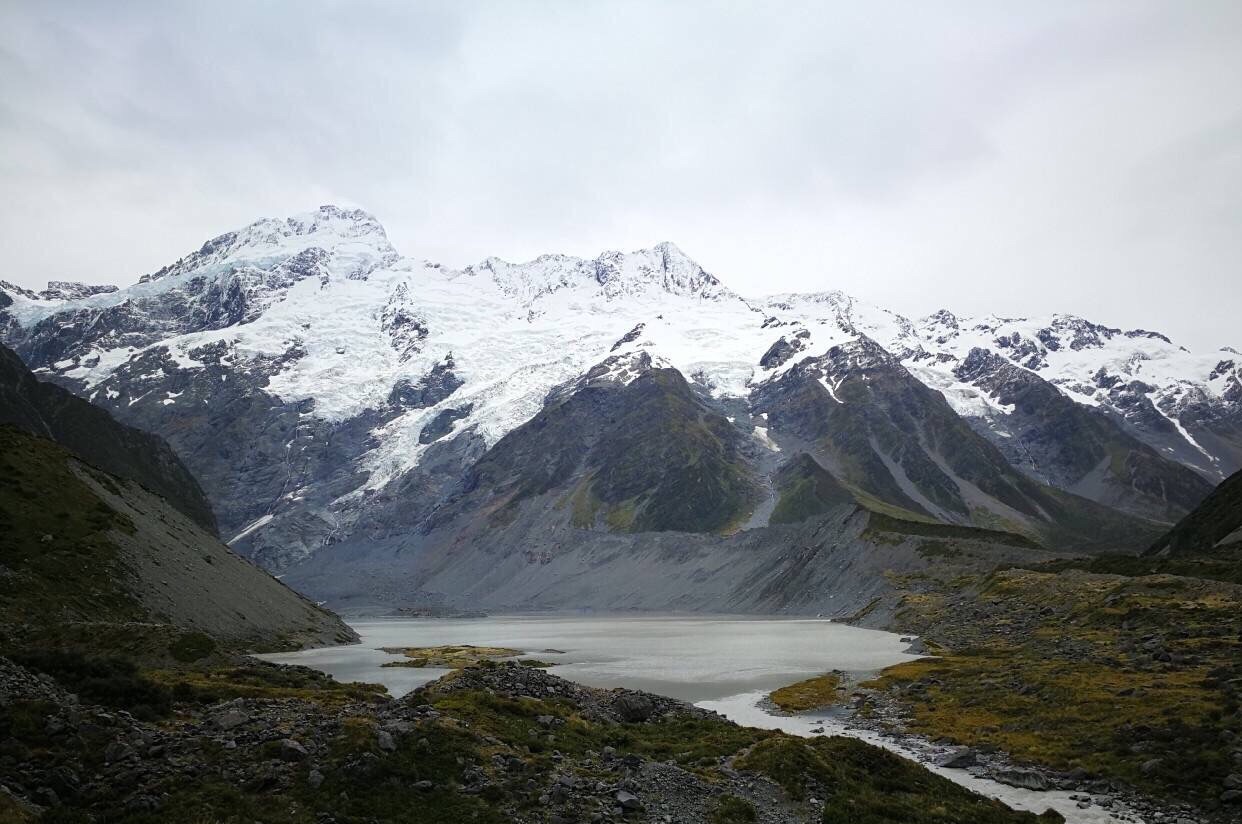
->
[429,687,769,767]
[1024,550,1242,586]
[770,453,854,525]
[168,631,217,663]
[146,660,388,706]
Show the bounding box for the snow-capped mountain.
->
[750,292,1240,485]
[907,311,1241,481]
[1,205,1234,570]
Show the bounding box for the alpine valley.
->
[2,205,1238,615]
[5,205,1242,824]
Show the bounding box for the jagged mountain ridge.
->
[750,336,1160,548]
[909,309,1241,482]
[758,293,1240,484]
[0,205,1232,570]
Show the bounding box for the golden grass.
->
[377,645,522,668]
[768,673,842,712]
[869,652,1220,776]
[867,566,1242,803]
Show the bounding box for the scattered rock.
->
[278,739,309,762]
[614,694,656,723]
[214,708,249,731]
[934,746,976,768]
[993,769,1051,791]
[103,741,132,763]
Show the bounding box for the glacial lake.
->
[258,615,1140,824]
[258,614,918,701]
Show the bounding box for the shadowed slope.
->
[0,344,217,534]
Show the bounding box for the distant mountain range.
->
[2,206,1237,609]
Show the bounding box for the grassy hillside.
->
[0,426,144,631]
[0,343,218,534]
[862,565,1242,815]
[1147,468,1242,556]
[769,453,855,525]
[456,366,759,535]
[0,426,354,658]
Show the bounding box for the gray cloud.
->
[1,0,1238,350]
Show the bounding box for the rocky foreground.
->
[0,653,1065,824]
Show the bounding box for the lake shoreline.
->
[257,613,1169,824]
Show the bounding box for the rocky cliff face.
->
[433,354,760,538]
[0,206,1233,579]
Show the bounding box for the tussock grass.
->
[768,673,842,712]
[871,567,1242,808]
[736,736,1063,822]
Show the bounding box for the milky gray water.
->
[258,614,918,701]
[258,615,1140,824]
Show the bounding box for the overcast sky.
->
[1,1,1239,351]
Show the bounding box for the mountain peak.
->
[829,334,898,368]
[764,290,853,309]
[280,204,389,240]
[593,243,727,300]
[924,308,960,328]
[471,243,732,305]
[140,204,397,285]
